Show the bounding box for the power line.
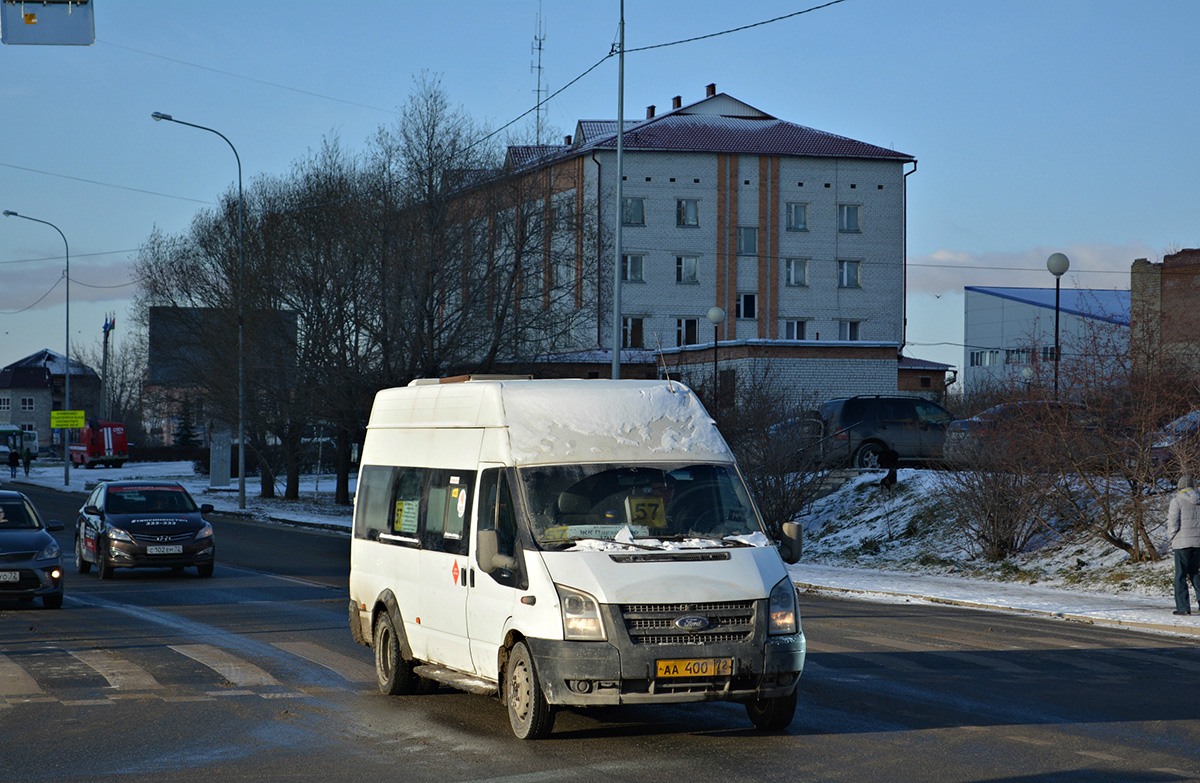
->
[0,278,61,315]
[624,0,850,53]
[0,162,215,205]
[97,40,401,116]
[0,248,140,267]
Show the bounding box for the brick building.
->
[495,84,945,400]
[0,349,101,450]
[1131,249,1200,375]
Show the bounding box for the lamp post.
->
[706,306,726,403]
[1046,252,1070,400]
[3,210,71,487]
[152,111,246,509]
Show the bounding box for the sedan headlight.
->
[768,577,798,635]
[556,584,606,641]
[195,522,214,540]
[36,541,61,561]
[107,527,134,543]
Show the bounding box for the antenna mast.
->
[530,2,547,144]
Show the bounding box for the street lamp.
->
[3,210,71,487]
[1047,252,1070,400]
[152,111,246,509]
[706,306,726,402]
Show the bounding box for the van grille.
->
[620,601,755,645]
[131,532,194,543]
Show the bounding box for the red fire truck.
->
[69,419,129,468]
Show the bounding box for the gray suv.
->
[819,396,954,469]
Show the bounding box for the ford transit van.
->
[349,377,804,739]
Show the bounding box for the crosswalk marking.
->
[272,641,375,684]
[69,649,162,691]
[169,644,280,687]
[0,653,42,697]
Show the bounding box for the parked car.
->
[0,490,65,609]
[1149,410,1200,471]
[944,401,1102,466]
[74,481,215,579]
[818,396,954,469]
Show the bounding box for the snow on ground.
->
[6,460,1198,638]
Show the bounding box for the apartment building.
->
[495,84,940,400]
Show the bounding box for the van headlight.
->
[768,577,798,635]
[556,584,606,641]
[108,528,134,543]
[195,522,213,540]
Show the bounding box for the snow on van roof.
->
[370,379,732,466]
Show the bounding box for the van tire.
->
[374,612,419,696]
[96,548,113,580]
[505,641,554,740]
[852,442,885,470]
[746,690,797,731]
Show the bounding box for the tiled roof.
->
[586,113,912,161]
[506,145,570,168]
[966,287,1131,327]
[3,349,97,377]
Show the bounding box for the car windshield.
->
[106,487,197,514]
[516,462,768,551]
[0,499,40,530]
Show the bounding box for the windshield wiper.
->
[635,534,753,548]
[543,536,660,551]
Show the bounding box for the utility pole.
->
[530,1,547,144]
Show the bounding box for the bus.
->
[0,424,39,459]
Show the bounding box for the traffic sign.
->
[51,411,85,429]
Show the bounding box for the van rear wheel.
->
[506,641,555,740]
[746,690,797,731]
[373,612,419,696]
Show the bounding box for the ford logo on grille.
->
[675,615,710,632]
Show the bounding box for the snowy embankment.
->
[8,461,1197,636]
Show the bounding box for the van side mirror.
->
[200,504,214,514]
[477,529,517,573]
[778,522,803,564]
[84,505,103,520]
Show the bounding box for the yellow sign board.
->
[50,410,85,429]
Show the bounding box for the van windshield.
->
[517,463,769,551]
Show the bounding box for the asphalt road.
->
[2,484,1199,783]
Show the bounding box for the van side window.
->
[478,468,523,588]
[353,465,398,541]
[422,469,473,556]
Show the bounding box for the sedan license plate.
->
[0,571,18,583]
[655,657,733,678]
[146,545,183,555]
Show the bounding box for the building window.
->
[784,320,806,340]
[1006,348,1030,365]
[970,350,1002,367]
[20,397,34,412]
[838,260,861,288]
[785,203,808,231]
[838,204,861,233]
[676,255,698,284]
[676,199,699,227]
[783,258,808,287]
[622,197,645,226]
[676,317,699,347]
[919,376,932,388]
[737,227,757,255]
[838,320,860,341]
[0,398,8,412]
[621,254,644,282]
[1041,346,1058,361]
[622,317,644,349]
[736,293,757,320]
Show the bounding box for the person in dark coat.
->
[1166,474,1200,616]
[21,447,31,477]
[6,448,18,479]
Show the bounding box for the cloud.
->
[0,256,137,312]
[906,241,1158,295]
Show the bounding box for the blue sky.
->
[2,0,1196,375]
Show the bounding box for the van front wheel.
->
[374,612,419,696]
[746,690,797,731]
[506,642,555,740]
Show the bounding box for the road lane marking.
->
[68,649,162,690]
[850,635,941,652]
[169,644,279,687]
[1076,750,1123,762]
[0,653,42,697]
[272,641,375,683]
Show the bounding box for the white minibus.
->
[348,377,804,739]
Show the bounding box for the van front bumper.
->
[526,631,805,707]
